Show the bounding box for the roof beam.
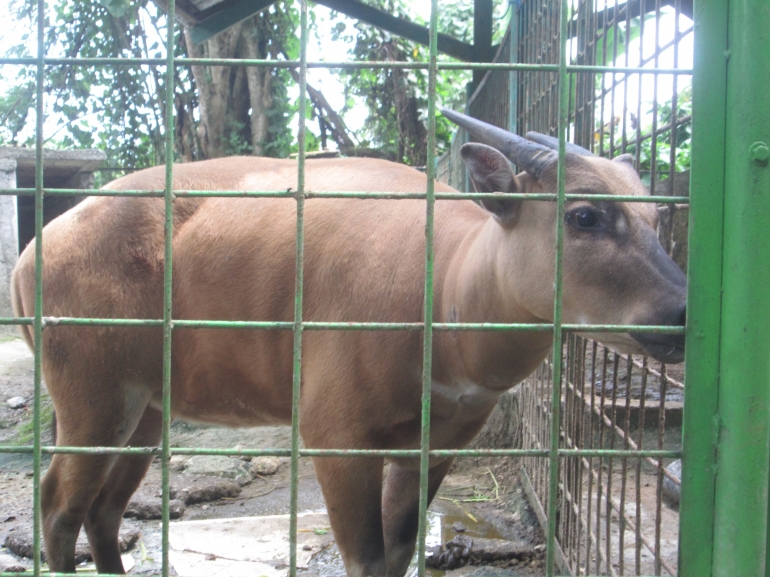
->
[152,0,200,26]
[312,0,475,61]
[190,0,279,44]
[567,0,693,39]
[189,0,477,62]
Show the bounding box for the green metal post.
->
[416,0,438,573]
[161,2,176,576]
[709,0,770,575]
[289,0,308,574]
[678,0,727,575]
[545,0,569,574]
[32,0,45,575]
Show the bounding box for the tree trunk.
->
[183,23,245,158]
[241,29,273,156]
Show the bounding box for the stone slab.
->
[168,512,334,575]
[168,550,282,577]
[0,147,105,187]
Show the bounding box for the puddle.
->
[308,509,506,577]
[425,509,506,548]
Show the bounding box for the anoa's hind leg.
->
[84,406,162,574]
[41,386,152,573]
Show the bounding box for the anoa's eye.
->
[567,207,602,230]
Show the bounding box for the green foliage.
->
[0,0,299,174]
[0,0,499,170]
[327,0,506,166]
[0,82,35,142]
[0,0,186,176]
[223,121,254,156]
[263,69,298,159]
[98,0,130,18]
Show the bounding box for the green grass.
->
[12,397,54,446]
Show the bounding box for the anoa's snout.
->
[630,302,686,364]
[630,239,687,364]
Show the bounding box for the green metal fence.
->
[0,0,768,575]
[517,2,690,574]
[437,3,692,569]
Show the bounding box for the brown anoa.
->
[11,110,686,577]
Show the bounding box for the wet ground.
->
[0,338,545,576]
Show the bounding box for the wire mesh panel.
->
[439,1,694,575]
[517,0,561,138]
[468,26,513,131]
[512,0,693,575]
[520,343,684,575]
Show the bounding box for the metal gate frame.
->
[679,1,770,576]
[0,0,766,576]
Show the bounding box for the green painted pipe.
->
[710,0,770,575]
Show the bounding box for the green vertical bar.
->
[32,0,44,575]
[416,0,438,573]
[290,0,308,574]
[545,0,568,574]
[710,0,770,574]
[161,1,176,576]
[677,0,726,574]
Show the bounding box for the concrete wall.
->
[0,159,18,337]
[0,147,105,338]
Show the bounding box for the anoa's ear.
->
[460,143,520,225]
[613,153,635,167]
[612,153,651,195]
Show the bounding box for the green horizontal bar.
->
[435,62,691,74]
[566,194,689,203]
[561,323,685,334]
[34,317,163,327]
[173,320,292,330]
[0,446,164,455]
[310,192,688,203]
[0,445,680,459]
[0,318,32,325]
[0,188,690,204]
[559,449,681,458]
[0,56,693,75]
[0,317,685,334]
[174,320,421,330]
[1,188,165,197]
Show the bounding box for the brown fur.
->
[11,153,685,576]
